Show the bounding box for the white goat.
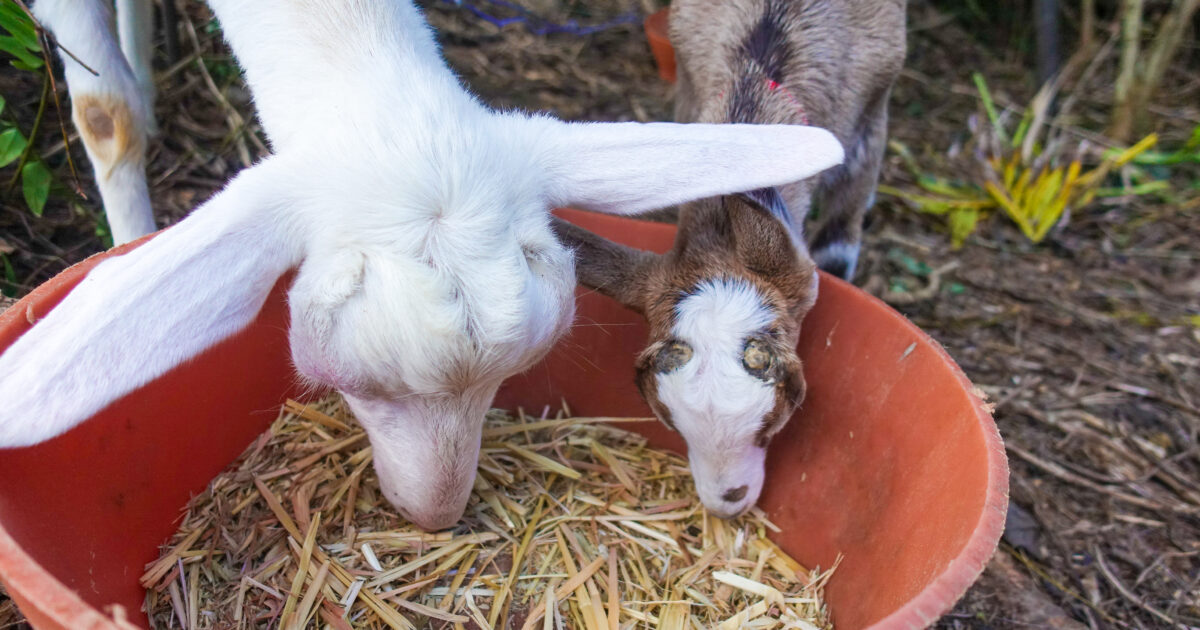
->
[1,0,844,530]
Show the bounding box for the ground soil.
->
[1,1,1198,628]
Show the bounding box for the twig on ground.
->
[1093,547,1186,629]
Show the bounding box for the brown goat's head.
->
[554,192,817,517]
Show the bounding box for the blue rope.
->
[434,0,641,36]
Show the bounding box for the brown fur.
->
[672,0,906,276]
[73,93,147,180]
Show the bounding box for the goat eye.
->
[742,338,774,380]
[655,340,693,373]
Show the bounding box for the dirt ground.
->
[2,0,1199,628]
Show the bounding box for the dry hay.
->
[141,396,836,629]
[0,584,25,630]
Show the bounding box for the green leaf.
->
[0,253,15,298]
[887,249,932,277]
[0,94,5,115]
[916,175,981,200]
[0,1,39,54]
[948,208,981,249]
[10,57,40,71]
[1011,108,1034,149]
[0,34,41,68]
[0,127,24,166]
[21,159,50,216]
[0,1,34,27]
[973,72,1006,144]
[92,206,113,249]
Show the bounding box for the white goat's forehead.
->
[656,278,776,440]
[285,148,576,396]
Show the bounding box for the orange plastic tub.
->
[0,210,1007,629]
[644,8,676,83]
[648,8,676,83]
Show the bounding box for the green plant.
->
[881,74,1160,248]
[0,1,53,216]
[0,0,42,71]
[0,251,16,297]
[1117,124,1200,166]
[0,94,51,216]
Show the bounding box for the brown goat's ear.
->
[727,195,802,275]
[726,194,817,308]
[551,217,658,312]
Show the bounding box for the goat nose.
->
[407,509,463,532]
[721,485,749,503]
[395,504,463,532]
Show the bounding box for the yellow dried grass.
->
[142,395,836,628]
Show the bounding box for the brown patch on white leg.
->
[72,93,147,180]
[83,104,116,140]
[71,92,156,243]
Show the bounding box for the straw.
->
[142,395,836,628]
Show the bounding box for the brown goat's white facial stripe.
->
[659,278,775,432]
[656,278,777,516]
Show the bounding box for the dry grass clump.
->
[141,396,836,629]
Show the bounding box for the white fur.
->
[116,0,156,126]
[657,279,775,517]
[544,122,844,215]
[8,0,845,530]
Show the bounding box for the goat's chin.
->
[705,502,753,520]
[372,449,476,531]
[407,513,464,533]
[342,392,487,533]
[371,433,485,531]
[687,445,766,519]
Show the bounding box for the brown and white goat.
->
[554,0,906,517]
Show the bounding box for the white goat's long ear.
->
[540,121,844,215]
[0,161,302,448]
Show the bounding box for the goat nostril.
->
[721,485,749,503]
